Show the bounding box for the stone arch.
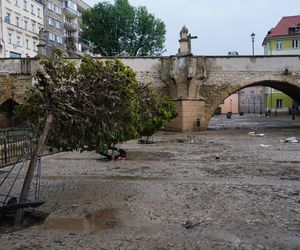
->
[205,79,300,126]
[0,98,20,127]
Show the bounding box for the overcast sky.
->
[84,0,300,56]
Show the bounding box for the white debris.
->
[281,137,299,143]
[259,144,271,148]
[248,132,264,137]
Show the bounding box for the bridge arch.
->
[0,98,19,127]
[205,79,300,126]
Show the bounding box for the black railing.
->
[0,127,35,167]
[78,37,90,47]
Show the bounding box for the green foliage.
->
[82,0,166,56]
[140,95,177,138]
[15,52,173,153]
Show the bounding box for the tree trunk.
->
[15,113,54,227]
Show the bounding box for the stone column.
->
[37,29,47,58]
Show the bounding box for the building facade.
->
[239,87,265,115]
[0,0,92,58]
[43,0,92,57]
[44,0,64,55]
[0,0,44,58]
[262,15,300,113]
[219,93,239,114]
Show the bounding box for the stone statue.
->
[180,25,189,40]
[177,25,198,56]
[37,28,48,57]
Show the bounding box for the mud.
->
[0,114,300,249]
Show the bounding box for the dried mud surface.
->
[1,115,300,249]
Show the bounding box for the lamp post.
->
[251,33,255,55]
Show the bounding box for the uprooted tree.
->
[14,51,176,225]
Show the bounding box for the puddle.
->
[44,208,118,233]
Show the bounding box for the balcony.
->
[78,37,90,48]
[64,21,79,31]
[63,6,78,18]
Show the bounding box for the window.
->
[276,99,283,109]
[55,21,61,29]
[37,8,41,17]
[25,38,29,49]
[65,30,72,37]
[8,33,12,44]
[31,4,34,14]
[276,41,282,50]
[33,41,36,50]
[24,20,28,30]
[5,13,11,23]
[32,21,36,33]
[68,0,77,11]
[56,35,62,44]
[49,32,55,41]
[16,16,20,27]
[56,6,61,15]
[15,0,19,6]
[48,17,54,26]
[292,39,299,48]
[48,2,54,11]
[24,0,27,10]
[16,36,21,46]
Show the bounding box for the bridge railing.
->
[0,127,35,168]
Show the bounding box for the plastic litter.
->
[280,137,299,143]
[248,132,264,137]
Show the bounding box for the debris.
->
[258,144,271,148]
[248,132,264,137]
[280,137,299,143]
[182,220,200,229]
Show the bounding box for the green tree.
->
[82,0,166,56]
[140,95,177,143]
[14,51,159,225]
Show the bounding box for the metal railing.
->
[63,6,78,17]
[78,37,90,47]
[0,127,35,167]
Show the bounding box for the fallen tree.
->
[14,51,176,226]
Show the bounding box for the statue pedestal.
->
[166,98,206,132]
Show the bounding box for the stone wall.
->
[0,56,300,131]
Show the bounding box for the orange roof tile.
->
[266,15,300,38]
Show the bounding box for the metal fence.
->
[0,127,35,167]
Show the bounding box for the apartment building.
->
[63,0,91,57]
[44,0,64,55]
[0,0,44,57]
[262,15,300,113]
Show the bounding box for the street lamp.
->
[251,33,255,55]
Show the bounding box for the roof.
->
[263,15,300,44]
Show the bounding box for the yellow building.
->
[262,15,300,113]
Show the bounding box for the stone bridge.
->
[121,55,300,131]
[1,36,300,130]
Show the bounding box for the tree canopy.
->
[81,0,166,56]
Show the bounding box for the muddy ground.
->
[1,114,300,249]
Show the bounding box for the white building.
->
[0,0,44,58]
